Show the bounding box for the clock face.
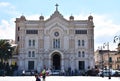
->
[54,32,59,37]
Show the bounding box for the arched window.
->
[33,40,35,46]
[82,40,85,46]
[17,36,19,41]
[29,40,31,46]
[18,27,20,31]
[28,51,31,57]
[78,51,81,57]
[82,51,85,57]
[78,40,81,46]
[32,51,35,57]
[53,39,60,48]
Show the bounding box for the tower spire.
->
[55,4,59,11]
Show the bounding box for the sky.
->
[0,0,120,51]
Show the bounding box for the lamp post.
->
[114,35,120,44]
[113,35,120,70]
[98,46,104,77]
[103,42,111,79]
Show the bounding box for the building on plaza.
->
[95,46,120,70]
[95,50,117,70]
[15,5,95,72]
[115,43,120,70]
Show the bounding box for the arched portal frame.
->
[49,50,64,70]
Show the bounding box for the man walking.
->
[42,69,46,81]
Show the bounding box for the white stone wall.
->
[64,36,69,50]
[15,10,95,72]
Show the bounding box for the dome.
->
[20,15,26,20]
[39,15,44,20]
[88,15,93,21]
[69,15,74,20]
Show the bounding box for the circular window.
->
[54,32,59,37]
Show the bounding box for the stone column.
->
[61,58,64,70]
[48,56,51,69]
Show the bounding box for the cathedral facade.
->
[15,6,95,72]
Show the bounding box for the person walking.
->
[42,69,46,81]
[35,74,41,81]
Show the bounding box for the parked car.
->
[51,70,60,75]
[98,69,116,77]
[21,70,35,76]
[113,70,120,77]
[0,70,5,76]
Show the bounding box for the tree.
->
[0,40,14,63]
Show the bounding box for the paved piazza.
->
[0,76,120,81]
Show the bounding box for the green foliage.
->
[0,40,14,63]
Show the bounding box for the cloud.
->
[0,18,15,40]
[0,2,19,40]
[93,14,120,51]
[0,2,19,16]
[0,2,11,7]
[94,14,120,38]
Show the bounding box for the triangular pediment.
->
[44,10,69,32]
[46,10,68,23]
[50,10,63,19]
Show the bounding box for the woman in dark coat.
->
[35,74,41,81]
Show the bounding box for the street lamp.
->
[113,35,120,44]
[113,35,120,70]
[103,42,111,79]
[98,46,104,77]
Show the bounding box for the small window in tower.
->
[18,27,20,31]
[17,36,19,41]
[78,40,81,46]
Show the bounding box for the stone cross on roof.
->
[55,4,59,11]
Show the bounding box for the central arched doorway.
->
[52,53,61,70]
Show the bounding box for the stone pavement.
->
[0,76,120,81]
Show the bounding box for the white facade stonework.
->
[15,7,95,72]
